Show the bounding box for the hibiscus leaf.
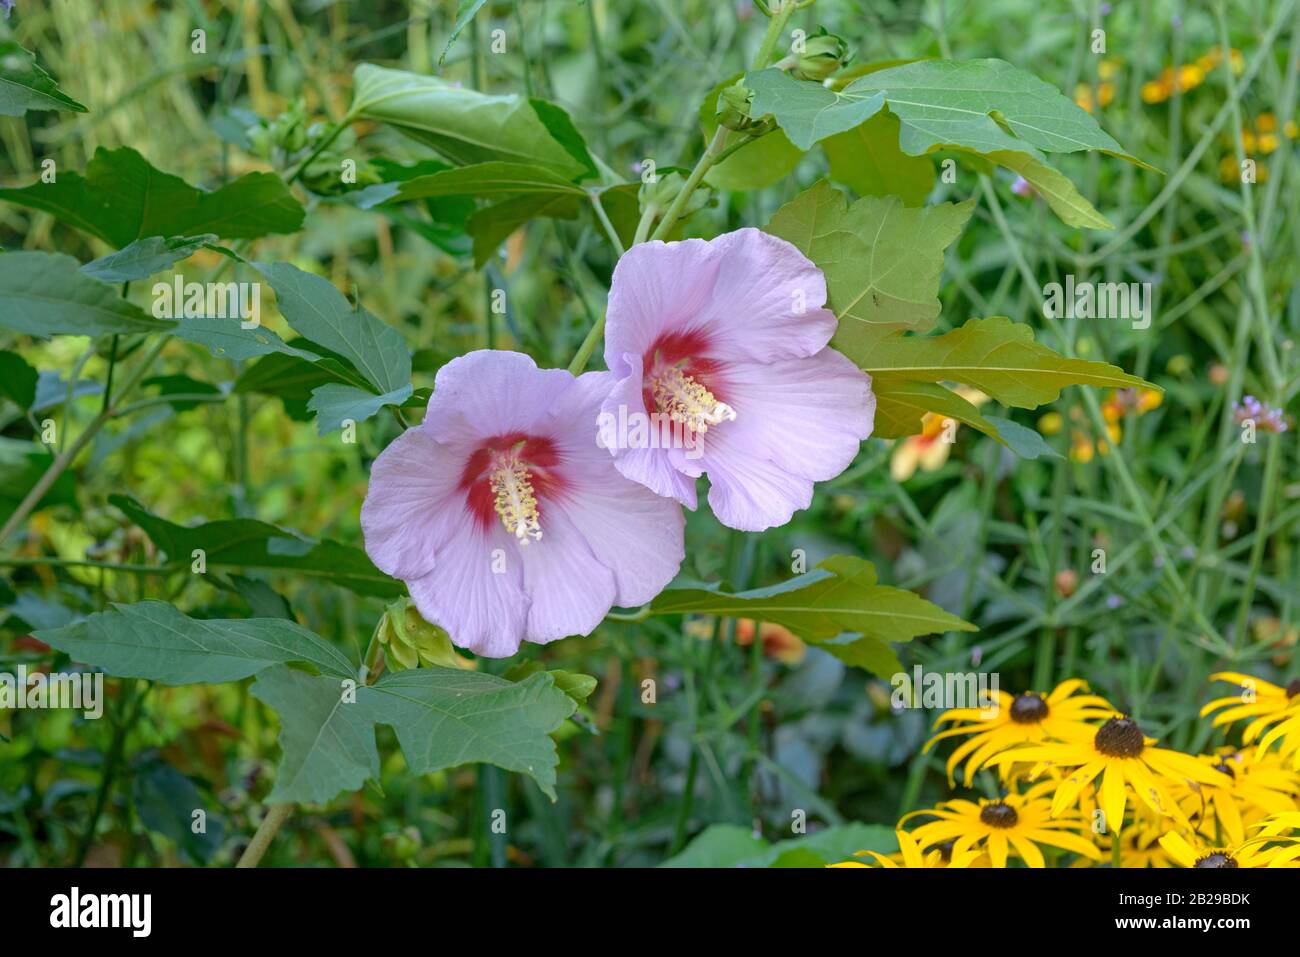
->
[651,555,974,677]
[0,147,304,247]
[467,191,582,268]
[0,350,39,409]
[982,414,1063,460]
[749,59,1148,228]
[985,149,1112,229]
[359,668,578,801]
[173,315,322,363]
[110,494,402,598]
[745,68,886,150]
[858,317,1153,409]
[391,161,586,202]
[0,251,175,338]
[871,377,999,441]
[350,65,586,178]
[80,234,216,283]
[765,180,973,345]
[307,382,413,435]
[0,38,88,115]
[823,110,935,206]
[253,261,411,395]
[699,75,804,191]
[250,667,381,805]
[33,601,358,684]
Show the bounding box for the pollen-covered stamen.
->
[1194,852,1238,869]
[650,365,735,434]
[489,458,542,544]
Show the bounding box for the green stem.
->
[236,803,295,867]
[647,0,796,244]
[74,680,145,866]
[1233,434,1282,644]
[588,190,626,257]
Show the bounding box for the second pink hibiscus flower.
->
[598,227,876,532]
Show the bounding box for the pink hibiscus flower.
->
[361,350,685,657]
[598,228,875,531]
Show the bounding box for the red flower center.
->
[460,434,563,539]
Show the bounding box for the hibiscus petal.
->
[423,350,574,445]
[545,370,687,604]
[407,514,529,658]
[600,354,699,508]
[604,228,837,371]
[709,349,873,483]
[360,427,467,579]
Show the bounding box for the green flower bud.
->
[783,28,850,82]
[375,598,471,671]
[715,83,754,131]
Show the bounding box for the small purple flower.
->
[599,228,875,531]
[1,0,13,19]
[361,350,685,657]
[1106,595,1124,610]
[1233,395,1289,433]
[1010,175,1034,198]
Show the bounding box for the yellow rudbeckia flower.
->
[924,679,1115,786]
[992,716,1232,829]
[901,780,1103,868]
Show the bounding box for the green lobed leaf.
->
[307,382,413,435]
[871,377,998,441]
[765,180,973,345]
[858,317,1153,409]
[651,555,975,678]
[80,235,216,283]
[249,666,380,805]
[173,315,322,363]
[350,65,586,178]
[745,68,885,150]
[0,147,304,247]
[110,494,401,598]
[0,38,88,116]
[749,59,1147,227]
[33,600,357,684]
[392,161,585,202]
[823,110,935,206]
[359,668,578,801]
[253,261,411,395]
[0,251,175,337]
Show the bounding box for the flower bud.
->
[375,598,472,671]
[783,28,850,82]
[715,83,754,131]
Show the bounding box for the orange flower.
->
[890,386,990,481]
[734,619,806,665]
